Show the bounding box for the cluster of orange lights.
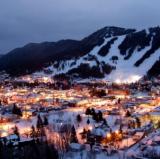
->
[102,130,122,145]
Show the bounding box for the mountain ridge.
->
[0,26,160,83]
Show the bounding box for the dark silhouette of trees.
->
[12,104,22,116]
[45,144,59,159]
[103,119,109,127]
[86,108,103,123]
[70,126,78,143]
[85,108,91,115]
[125,110,131,117]
[90,88,106,97]
[0,140,59,159]
[37,115,43,129]
[157,120,160,129]
[43,116,49,126]
[92,110,103,122]
[14,125,20,141]
[76,114,82,124]
[97,111,103,121]
[87,118,90,125]
[36,115,45,138]
[135,117,141,128]
[111,56,118,63]
[91,108,95,115]
[30,125,37,139]
[98,37,118,56]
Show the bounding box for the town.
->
[0,74,160,159]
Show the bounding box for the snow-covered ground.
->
[32,32,160,84]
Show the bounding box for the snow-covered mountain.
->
[1,26,160,83]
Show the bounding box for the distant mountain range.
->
[0,26,160,82]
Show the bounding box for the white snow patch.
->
[106,38,159,83]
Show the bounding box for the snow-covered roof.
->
[91,127,108,137]
[6,134,19,140]
[70,143,83,150]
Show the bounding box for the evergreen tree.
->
[92,112,97,121]
[125,110,131,117]
[132,121,136,129]
[36,115,44,138]
[14,125,20,141]
[12,104,22,116]
[30,125,36,138]
[111,56,118,63]
[93,111,103,122]
[157,120,160,129]
[119,124,123,134]
[118,98,121,104]
[76,114,82,123]
[43,116,49,126]
[87,118,90,125]
[85,108,91,115]
[70,126,78,143]
[103,119,109,127]
[91,108,95,115]
[135,117,141,128]
[97,111,103,121]
[37,114,43,129]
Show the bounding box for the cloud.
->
[0,0,160,53]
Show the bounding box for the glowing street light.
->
[107,133,111,138]
[1,131,8,137]
[115,130,119,134]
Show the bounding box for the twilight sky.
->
[0,0,160,54]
